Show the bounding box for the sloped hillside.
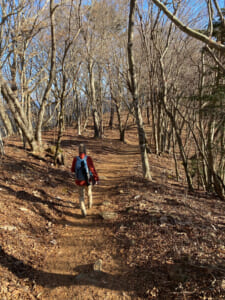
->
[0,124,225,299]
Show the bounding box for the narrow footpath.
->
[35,130,140,300]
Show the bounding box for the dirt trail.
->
[34,130,140,299]
[2,126,224,299]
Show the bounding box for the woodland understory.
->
[0,0,224,200]
[0,124,225,299]
[0,0,224,298]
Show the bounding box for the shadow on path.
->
[1,245,223,298]
[0,247,130,292]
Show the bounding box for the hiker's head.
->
[79,143,86,154]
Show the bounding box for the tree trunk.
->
[0,81,39,152]
[88,60,100,138]
[77,101,81,136]
[115,101,129,143]
[128,0,152,180]
[146,101,150,125]
[98,67,104,138]
[0,98,14,136]
[109,102,114,129]
[108,65,115,130]
[35,0,56,147]
[54,73,66,165]
[74,88,81,136]
[172,127,180,181]
[159,57,193,191]
[151,90,159,155]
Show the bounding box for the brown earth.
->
[0,124,225,300]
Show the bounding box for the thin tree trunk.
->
[98,67,104,137]
[35,0,56,147]
[88,60,100,138]
[151,91,158,154]
[109,102,114,129]
[115,101,130,142]
[128,0,152,180]
[54,73,66,165]
[0,97,14,136]
[147,101,150,125]
[77,99,81,136]
[159,57,193,191]
[172,127,180,181]
[108,64,115,130]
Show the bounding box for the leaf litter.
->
[0,126,225,299]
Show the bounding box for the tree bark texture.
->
[128,0,152,180]
[88,60,101,138]
[159,57,193,191]
[0,97,14,136]
[35,0,57,147]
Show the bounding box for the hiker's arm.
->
[87,156,99,181]
[71,157,77,172]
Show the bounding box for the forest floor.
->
[0,124,225,300]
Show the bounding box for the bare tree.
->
[151,0,225,198]
[128,0,152,180]
[0,0,57,152]
[53,0,82,164]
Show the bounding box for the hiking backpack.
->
[75,156,92,184]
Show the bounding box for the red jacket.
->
[71,153,99,186]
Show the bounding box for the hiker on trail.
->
[71,143,99,217]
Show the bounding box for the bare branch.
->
[212,0,225,29]
[152,0,225,53]
[207,0,214,38]
[204,45,225,72]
